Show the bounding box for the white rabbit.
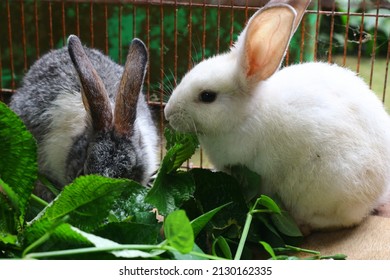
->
[164,0,390,232]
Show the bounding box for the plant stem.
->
[186,250,226,260]
[163,245,226,260]
[251,209,275,214]
[234,196,273,260]
[284,244,321,255]
[24,243,227,260]
[234,211,252,260]
[30,194,49,207]
[22,216,68,257]
[24,244,160,259]
[0,178,19,212]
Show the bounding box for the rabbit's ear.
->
[267,0,311,33]
[239,4,297,84]
[114,38,148,136]
[67,35,113,132]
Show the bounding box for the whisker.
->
[151,80,172,104]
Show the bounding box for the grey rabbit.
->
[10,35,158,200]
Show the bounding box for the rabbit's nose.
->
[164,102,173,121]
[164,105,180,130]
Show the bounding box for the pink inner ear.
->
[244,6,296,83]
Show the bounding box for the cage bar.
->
[342,0,351,66]
[356,0,366,74]
[104,3,108,54]
[91,2,95,47]
[20,0,27,71]
[159,0,165,159]
[369,0,380,90]
[327,0,336,63]
[384,39,390,103]
[61,0,66,45]
[76,2,80,37]
[6,0,15,90]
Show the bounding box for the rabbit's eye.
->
[199,91,217,103]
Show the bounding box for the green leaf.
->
[145,128,198,215]
[109,183,152,222]
[146,171,195,216]
[0,102,37,223]
[38,175,141,232]
[256,195,281,214]
[0,179,19,213]
[24,219,92,251]
[0,232,18,246]
[170,243,208,260]
[164,210,194,254]
[255,215,282,241]
[189,169,247,237]
[164,127,199,153]
[191,202,232,238]
[0,181,18,235]
[212,236,232,259]
[94,222,161,245]
[270,212,303,237]
[24,176,153,254]
[71,227,165,259]
[0,192,19,248]
[23,216,71,256]
[229,165,262,202]
[260,241,277,260]
[163,128,199,174]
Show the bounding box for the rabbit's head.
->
[165,0,311,135]
[67,35,151,184]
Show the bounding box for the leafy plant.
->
[0,102,344,260]
[0,101,37,247]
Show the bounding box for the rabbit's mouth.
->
[165,109,198,134]
[167,114,197,133]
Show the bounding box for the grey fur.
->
[10,36,158,200]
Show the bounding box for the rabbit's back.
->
[197,62,390,231]
[254,62,390,230]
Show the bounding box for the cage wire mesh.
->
[1,0,390,168]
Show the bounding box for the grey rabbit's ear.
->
[114,38,148,136]
[67,35,113,132]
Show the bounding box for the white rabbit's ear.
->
[240,4,297,83]
[67,35,113,132]
[114,38,148,136]
[267,0,311,33]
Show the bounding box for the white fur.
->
[40,90,88,185]
[165,35,390,232]
[134,104,159,179]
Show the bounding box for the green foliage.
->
[39,175,139,232]
[164,210,194,254]
[145,129,199,215]
[212,236,232,259]
[0,104,342,260]
[0,101,37,230]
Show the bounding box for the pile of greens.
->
[0,102,345,260]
